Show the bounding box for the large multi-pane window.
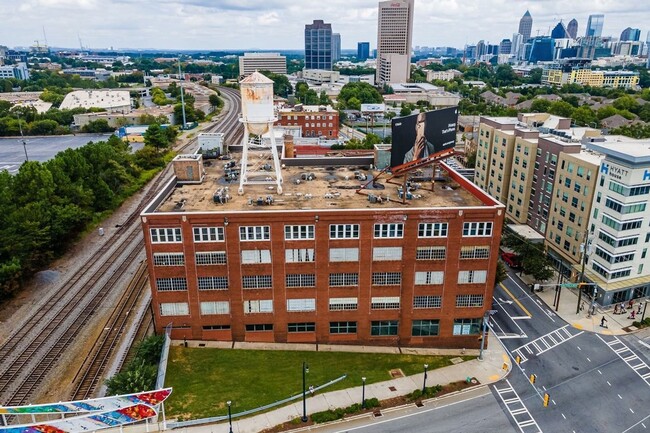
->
[456,295,484,307]
[286,274,316,288]
[601,215,642,231]
[329,273,359,286]
[243,300,273,313]
[413,296,442,309]
[288,322,316,333]
[286,298,316,312]
[200,301,230,315]
[418,223,448,238]
[239,226,270,241]
[452,318,481,335]
[196,251,227,265]
[373,247,403,261]
[372,272,402,285]
[285,225,315,240]
[156,278,187,291]
[242,275,272,289]
[329,298,358,311]
[458,270,487,284]
[160,302,189,316]
[329,224,359,239]
[153,253,185,266]
[245,324,273,331]
[285,248,315,263]
[241,250,272,264]
[374,223,403,238]
[193,227,224,242]
[416,246,446,260]
[198,276,229,290]
[370,297,400,310]
[329,248,359,262]
[412,320,439,336]
[330,321,357,334]
[371,321,398,336]
[459,246,490,259]
[150,228,182,243]
[414,271,444,285]
[462,222,493,237]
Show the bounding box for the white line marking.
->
[587,357,591,362]
[607,381,612,386]
[631,408,635,414]
[619,394,623,399]
[562,413,566,419]
[598,370,602,375]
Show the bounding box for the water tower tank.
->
[240,71,276,135]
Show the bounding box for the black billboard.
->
[390,106,458,168]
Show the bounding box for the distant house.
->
[600,114,634,129]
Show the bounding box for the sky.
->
[2,0,650,52]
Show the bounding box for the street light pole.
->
[422,364,428,393]
[576,233,590,314]
[361,377,366,409]
[226,401,233,433]
[301,361,309,422]
[642,300,649,322]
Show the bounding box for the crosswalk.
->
[512,325,583,364]
[493,379,542,433]
[597,335,650,387]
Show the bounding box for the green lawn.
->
[164,346,470,420]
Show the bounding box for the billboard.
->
[360,103,386,113]
[390,106,458,168]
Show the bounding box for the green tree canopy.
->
[337,82,382,109]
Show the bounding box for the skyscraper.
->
[305,20,332,70]
[499,39,512,55]
[620,27,641,42]
[357,42,370,61]
[585,14,604,38]
[567,19,578,39]
[518,10,533,42]
[551,22,568,39]
[376,0,414,85]
[332,33,341,62]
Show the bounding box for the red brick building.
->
[141,156,504,349]
[275,105,339,139]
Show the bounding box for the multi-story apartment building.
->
[238,53,287,77]
[141,155,505,349]
[275,105,339,139]
[542,59,640,89]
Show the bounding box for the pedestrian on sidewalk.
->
[628,311,636,320]
[628,300,634,310]
[614,304,620,314]
[600,316,608,328]
[638,303,643,315]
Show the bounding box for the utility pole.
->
[576,230,591,314]
[17,113,28,162]
[178,58,187,130]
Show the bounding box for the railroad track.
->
[0,85,242,411]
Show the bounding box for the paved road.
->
[0,133,142,174]
[490,270,650,433]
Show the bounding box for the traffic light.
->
[543,393,550,407]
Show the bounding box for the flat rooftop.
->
[587,137,650,165]
[154,156,488,213]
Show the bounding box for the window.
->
[602,214,643,231]
[372,272,402,285]
[288,322,315,333]
[200,301,230,315]
[591,261,631,280]
[286,274,316,288]
[374,223,404,238]
[241,250,271,264]
[373,247,403,261]
[415,271,444,285]
[329,248,359,262]
[203,325,230,330]
[462,222,493,237]
[416,246,446,260]
[609,181,650,197]
[371,321,398,336]
[418,223,448,238]
[329,297,358,311]
[287,298,316,312]
[329,273,358,286]
[243,299,273,313]
[246,324,273,331]
[594,247,634,264]
[239,226,270,241]
[153,253,184,266]
[371,297,400,309]
[242,275,272,289]
[413,295,442,309]
[456,295,484,307]
[285,248,315,263]
[198,276,229,290]
[284,225,315,240]
[193,227,224,242]
[160,302,189,316]
[156,278,187,291]
[330,321,357,334]
[458,270,487,284]
[150,228,182,243]
[329,224,359,239]
[453,318,481,335]
[196,251,227,265]
[460,246,490,259]
[412,320,439,336]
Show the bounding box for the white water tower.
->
[238,71,283,194]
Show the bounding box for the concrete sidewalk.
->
[171,332,510,433]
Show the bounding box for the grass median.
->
[164,346,471,420]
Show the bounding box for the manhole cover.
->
[388,386,397,392]
[389,369,404,378]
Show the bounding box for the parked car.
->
[500,251,522,269]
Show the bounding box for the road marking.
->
[552,400,556,405]
[491,296,528,339]
[506,276,556,322]
[607,381,612,386]
[597,335,650,388]
[493,379,542,433]
[586,357,591,362]
[598,370,602,375]
[561,413,566,419]
[631,408,635,414]
[619,394,623,399]
[500,283,532,318]
[512,325,583,364]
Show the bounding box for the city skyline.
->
[3,0,650,51]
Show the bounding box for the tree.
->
[337,82,382,109]
[548,101,575,118]
[81,119,114,133]
[494,261,508,285]
[208,93,223,110]
[259,71,292,98]
[571,106,598,127]
[143,123,169,151]
[529,99,551,113]
[399,105,412,117]
[318,91,331,106]
[502,231,555,282]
